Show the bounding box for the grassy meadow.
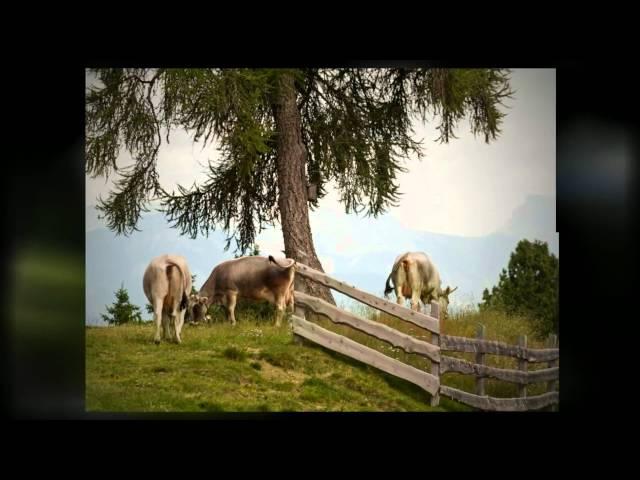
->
[86,300,555,412]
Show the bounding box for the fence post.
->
[546,334,558,411]
[430,300,440,407]
[475,324,486,396]
[518,335,528,398]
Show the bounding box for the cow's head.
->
[437,286,458,320]
[189,294,209,324]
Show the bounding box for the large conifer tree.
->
[86,68,513,303]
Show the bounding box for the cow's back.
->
[412,252,441,288]
[143,254,192,305]
[201,256,294,301]
[392,251,441,297]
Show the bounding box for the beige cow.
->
[384,251,457,319]
[143,254,193,344]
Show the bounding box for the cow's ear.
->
[201,296,208,304]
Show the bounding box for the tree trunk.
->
[272,73,335,305]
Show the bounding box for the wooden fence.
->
[292,263,559,412]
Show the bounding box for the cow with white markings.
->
[384,251,457,319]
[143,254,193,344]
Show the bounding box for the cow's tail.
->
[166,263,189,311]
[385,257,410,298]
[384,272,394,298]
[269,255,295,269]
[401,259,411,272]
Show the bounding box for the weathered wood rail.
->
[292,315,439,395]
[295,263,439,334]
[295,292,440,362]
[292,263,559,411]
[440,335,559,362]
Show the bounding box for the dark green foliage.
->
[86,68,513,253]
[479,239,558,338]
[101,283,143,325]
[234,244,261,259]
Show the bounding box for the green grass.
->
[86,318,445,412]
[327,303,557,401]
[87,302,556,412]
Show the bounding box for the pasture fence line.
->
[292,263,559,412]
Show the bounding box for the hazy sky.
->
[86,68,556,257]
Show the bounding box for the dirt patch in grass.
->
[258,361,307,384]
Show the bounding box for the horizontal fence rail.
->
[440,355,559,385]
[291,263,559,411]
[292,314,440,395]
[295,292,440,362]
[295,263,439,334]
[440,386,559,412]
[441,335,559,363]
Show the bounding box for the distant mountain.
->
[86,195,558,325]
[500,194,558,252]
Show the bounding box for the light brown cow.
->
[143,254,193,344]
[384,251,457,319]
[199,255,296,326]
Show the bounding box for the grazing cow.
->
[188,294,209,324]
[199,255,296,326]
[384,251,458,319]
[143,254,193,344]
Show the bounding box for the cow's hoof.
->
[154,339,160,345]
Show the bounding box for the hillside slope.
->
[86,321,469,412]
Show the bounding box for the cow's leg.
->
[175,307,186,344]
[167,304,182,344]
[274,294,286,327]
[395,287,405,308]
[226,292,238,326]
[161,313,167,340]
[163,312,172,341]
[153,299,164,345]
[165,312,176,342]
[179,308,186,332]
[410,291,421,312]
[172,314,182,344]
